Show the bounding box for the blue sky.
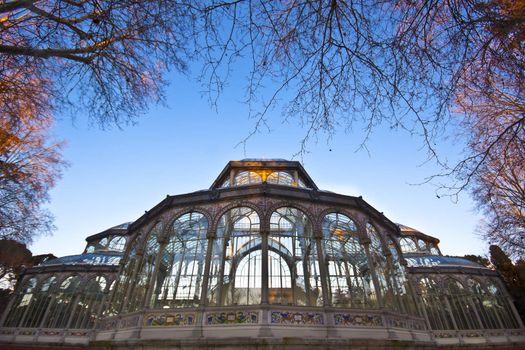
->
[31,71,485,259]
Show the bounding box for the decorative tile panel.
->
[270,311,324,325]
[68,331,89,337]
[98,317,119,331]
[144,313,196,326]
[41,330,61,336]
[333,313,383,327]
[18,329,36,336]
[434,331,455,338]
[206,311,258,325]
[119,315,139,329]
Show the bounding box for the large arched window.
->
[127,222,163,312]
[367,223,395,309]
[387,238,418,315]
[2,277,37,327]
[468,278,501,329]
[109,236,140,315]
[207,207,260,306]
[485,279,520,328]
[269,207,322,306]
[44,276,82,328]
[321,213,375,308]
[21,276,58,328]
[69,276,107,329]
[419,277,454,330]
[445,278,480,329]
[152,212,208,308]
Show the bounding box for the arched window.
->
[233,171,262,186]
[269,207,322,306]
[321,213,375,308]
[109,235,140,315]
[468,278,501,329]
[21,276,58,328]
[419,277,454,330]
[152,212,208,308]
[417,239,427,251]
[44,276,82,328]
[2,277,37,327]
[99,237,108,247]
[445,278,480,329]
[429,244,440,255]
[367,223,395,309]
[207,207,260,306]
[485,279,520,328]
[126,222,163,312]
[108,236,127,252]
[267,171,294,186]
[387,238,418,315]
[399,237,417,253]
[70,276,107,329]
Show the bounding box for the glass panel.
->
[322,213,375,308]
[108,236,140,315]
[233,171,262,186]
[486,280,520,328]
[269,207,322,306]
[44,276,82,328]
[419,277,454,330]
[417,239,427,251]
[468,278,501,329]
[367,223,395,309]
[126,222,163,312]
[446,278,481,329]
[399,237,417,253]
[21,276,58,328]
[152,212,208,308]
[69,276,107,329]
[430,245,440,255]
[2,277,37,327]
[207,207,260,306]
[267,171,294,186]
[108,236,127,252]
[387,238,418,315]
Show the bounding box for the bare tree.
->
[0,0,197,127]
[1,0,523,253]
[0,95,64,243]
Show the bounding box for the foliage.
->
[0,240,33,316]
[462,255,491,268]
[0,0,196,127]
[0,240,32,286]
[489,245,525,321]
[0,108,64,243]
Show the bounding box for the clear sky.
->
[30,70,486,259]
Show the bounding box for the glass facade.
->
[1,160,522,348]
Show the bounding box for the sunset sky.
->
[31,70,484,259]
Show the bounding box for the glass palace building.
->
[1,159,524,349]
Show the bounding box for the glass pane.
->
[269,207,322,306]
[207,207,260,306]
[322,213,375,308]
[152,212,208,308]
